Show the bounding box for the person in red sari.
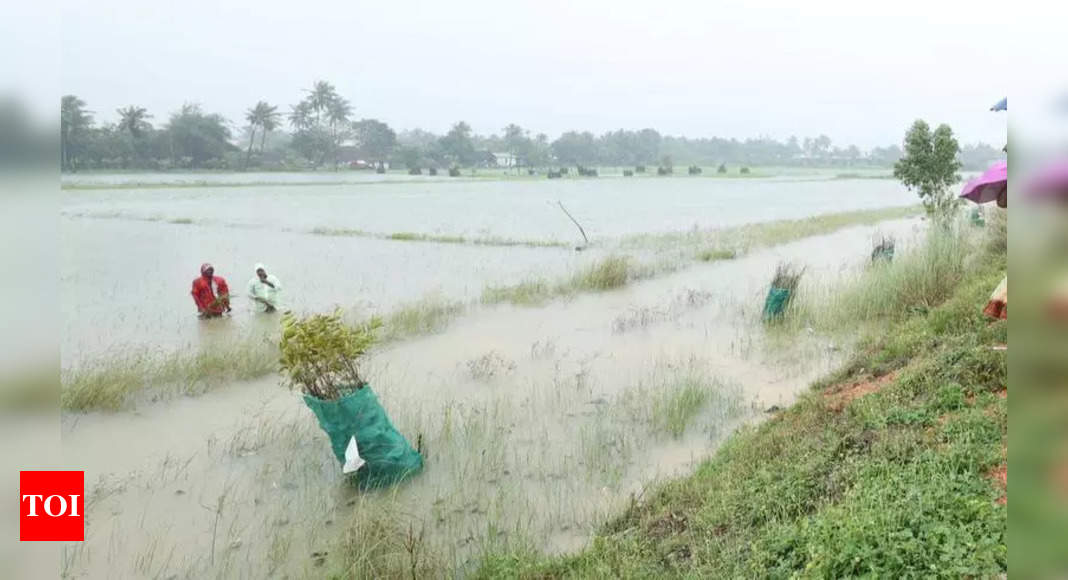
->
[191,263,231,318]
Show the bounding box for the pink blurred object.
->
[1025,158,1068,199]
[959,160,1007,204]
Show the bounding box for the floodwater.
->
[61,173,914,365]
[63,172,908,239]
[60,172,923,577]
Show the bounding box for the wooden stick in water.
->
[556,200,589,249]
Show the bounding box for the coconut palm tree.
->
[61,95,93,171]
[288,101,313,131]
[306,80,338,125]
[326,96,352,169]
[259,104,280,152]
[327,97,351,131]
[243,101,280,169]
[114,105,152,168]
[116,105,151,138]
[290,81,350,167]
[244,105,261,170]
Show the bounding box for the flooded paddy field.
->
[61,172,913,365]
[60,173,923,577]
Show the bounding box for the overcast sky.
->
[53,0,1022,148]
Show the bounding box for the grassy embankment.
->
[476,216,1007,578]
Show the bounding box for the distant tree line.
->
[60,83,1004,172]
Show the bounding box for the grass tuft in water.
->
[697,247,738,262]
[482,280,552,306]
[309,226,372,237]
[651,378,710,438]
[63,297,466,412]
[62,338,277,411]
[311,227,566,248]
[771,262,805,293]
[388,231,466,244]
[381,298,465,340]
[482,255,634,306]
[332,502,445,578]
[569,255,630,292]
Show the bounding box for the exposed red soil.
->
[825,372,897,412]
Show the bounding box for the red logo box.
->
[19,471,84,541]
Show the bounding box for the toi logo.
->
[19,471,84,541]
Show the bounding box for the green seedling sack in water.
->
[871,246,895,263]
[970,208,986,227]
[763,287,792,322]
[303,385,423,490]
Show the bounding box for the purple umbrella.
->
[960,160,1007,204]
[1025,158,1068,200]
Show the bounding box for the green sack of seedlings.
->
[871,237,896,263]
[762,287,792,321]
[871,246,895,262]
[303,385,423,490]
[763,263,803,322]
[970,208,986,227]
[280,310,421,490]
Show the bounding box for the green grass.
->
[482,280,553,306]
[835,228,967,320]
[310,226,374,237]
[651,379,710,438]
[571,255,631,291]
[62,338,278,412]
[471,237,568,249]
[623,205,923,256]
[787,222,991,333]
[835,172,894,180]
[732,205,923,249]
[482,207,925,308]
[389,231,439,242]
[696,248,738,262]
[476,225,1007,578]
[482,255,636,306]
[312,227,567,248]
[62,297,466,412]
[380,298,465,340]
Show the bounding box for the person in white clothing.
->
[248,263,282,313]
